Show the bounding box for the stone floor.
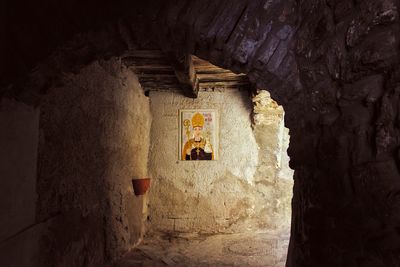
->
[115,231,289,267]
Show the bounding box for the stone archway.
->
[2,0,400,266]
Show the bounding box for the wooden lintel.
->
[167,53,199,98]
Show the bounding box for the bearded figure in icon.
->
[182,112,214,160]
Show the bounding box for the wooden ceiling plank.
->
[167,53,199,98]
[124,50,251,94]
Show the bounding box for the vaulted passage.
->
[117,54,294,266]
[2,1,400,267]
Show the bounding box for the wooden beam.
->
[167,53,199,98]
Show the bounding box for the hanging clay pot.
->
[132,178,151,196]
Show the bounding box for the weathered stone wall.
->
[36,59,151,266]
[252,90,294,231]
[0,98,40,266]
[147,89,293,235]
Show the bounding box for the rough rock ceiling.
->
[121,50,251,95]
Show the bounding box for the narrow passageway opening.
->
[118,52,294,266]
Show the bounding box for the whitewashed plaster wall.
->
[147,89,293,234]
[36,59,151,265]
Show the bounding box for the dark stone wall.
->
[0,99,40,267]
[2,0,400,266]
[288,1,400,266]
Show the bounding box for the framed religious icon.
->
[179,109,219,160]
